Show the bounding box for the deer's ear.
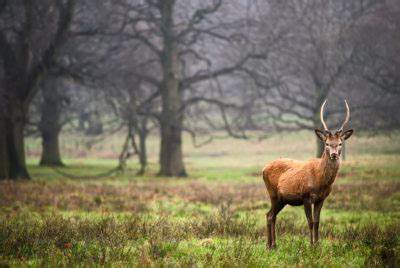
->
[315,129,326,141]
[341,129,353,140]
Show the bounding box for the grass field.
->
[1,131,400,266]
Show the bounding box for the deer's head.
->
[315,99,353,160]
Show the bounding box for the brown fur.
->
[263,152,339,204]
[262,129,353,249]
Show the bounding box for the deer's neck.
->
[318,151,340,186]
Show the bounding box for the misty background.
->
[0,0,399,180]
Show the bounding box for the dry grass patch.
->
[1,178,399,214]
[0,180,267,213]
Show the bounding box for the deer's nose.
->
[330,153,338,159]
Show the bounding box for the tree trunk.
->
[40,131,63,166]
[158,0,187,177]
[85,111,103,136]
[2,100,31,180]
[138,130,147,175]
[0,115,9,180]
[39,86,64,166]
[137,118,148,175]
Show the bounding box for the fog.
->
[0,0,399,179]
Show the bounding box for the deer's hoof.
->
[268,243,277,250]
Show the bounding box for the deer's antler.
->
[320,99,329,132]
[338,99,350,132]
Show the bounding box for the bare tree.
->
[28,0,129,168]
[118,0,266,176]
[0,0,75,180]
[246,0,377,156]
[350,0,400,132]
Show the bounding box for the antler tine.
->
[338,99,350,132]
[320,99,329,132]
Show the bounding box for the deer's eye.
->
[339,143,342,146]
[325,143,329,146]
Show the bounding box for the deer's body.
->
[262,99,353,249]
[263,153,339,206]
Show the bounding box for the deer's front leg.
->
[313,200,324,243]
[267,200,285,249]
[304,200,313,244]
[266,211,272,248]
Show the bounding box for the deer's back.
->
[263,158,317,197]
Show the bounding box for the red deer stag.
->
[262,99,353,249]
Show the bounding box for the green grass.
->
[1,131,399,266]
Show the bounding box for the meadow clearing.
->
[1,131,399,266]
